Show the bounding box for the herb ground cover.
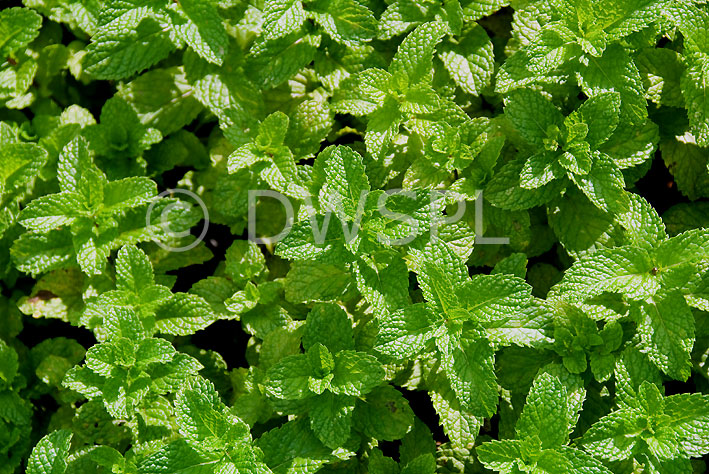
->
[2,0,709,472]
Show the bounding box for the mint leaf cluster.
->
[2,0,709,473]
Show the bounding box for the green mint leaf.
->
[224,240,266,283]
[284,261,353,303]
[319,145,370,222]
[660,132,709,200]
[486,156,568,210]
[303,303,355,353]
[309,391,355,449]
[355,252,411,313]
[375,303,440,359]
[633,290,695,381]
[400,453,436,474]
[578,44,647,126]
[18,192,87,233]
[115,245,155,294]
[553,246,657,302]
[175,376,251,447]
[567,92,621,148]
[117,66,204,136]
[0,339,18,385]
[355,385,415,441]
[558,446,613,474]
[174,0,228,65]
[330,350,384,396]
[390,21,448,86]
[246,32,320,89]
[310,0,377,44]
[504,88,564,149]
[437,329,498,418]
[137,439,216,474]
[257,419,335,473]
[83,3,176,80]
[26,430,72,474]
[438,23,494,96]
[455,273,533,324]
[664,393,709,457]
[261,0,307,41]
[11,230,74,277]
[636,48,685,108]
[515,373,569,449]
[429,374,484,448]
[266,354,313,400]
[331,68,393,116]
[569,152,630,215]
[547,188,621,258]
[476,439,524,472]
[520,151,565,190]
[0,7,42,58]
[581,407,643,460]
[152,293,216,335]
[57,137,92,194]
[1,142,48,206]
[491,252,528,278]
[673,4,709,145]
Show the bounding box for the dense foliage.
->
[2,0,709,472]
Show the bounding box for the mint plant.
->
[4,0,709,473]
[478,372,612,473]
